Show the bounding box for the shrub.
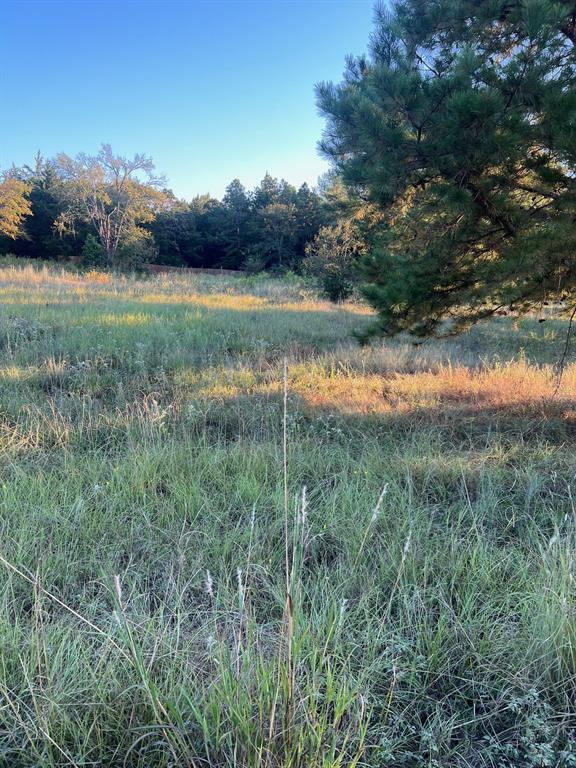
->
[303,220,365,302]
[116,227,158,269]
[243,250,268,275]
[80,234,106,267]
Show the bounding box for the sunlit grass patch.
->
[175,358,576,422]
[0,364,35,382]
[85,311,154,326]
[137,291,269,309]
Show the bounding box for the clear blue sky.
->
[1,0,374,200]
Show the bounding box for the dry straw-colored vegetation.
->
[0,259,575,767]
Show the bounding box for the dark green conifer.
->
[318,1,576,335]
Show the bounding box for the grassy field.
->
[0,260,575,767]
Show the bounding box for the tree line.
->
[0,146,353,278]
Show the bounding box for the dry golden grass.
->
[182,359,576,421]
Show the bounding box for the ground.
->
[0,260,575,767]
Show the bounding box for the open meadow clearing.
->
[4,0,576,763]
[0,262,573,766]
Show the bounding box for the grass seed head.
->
[205,569,214,598]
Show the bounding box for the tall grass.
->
[0,259,574,766]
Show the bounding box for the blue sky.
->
[1,0,374,199]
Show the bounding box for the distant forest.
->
[0,151,346,274]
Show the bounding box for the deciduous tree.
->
[0,174,31,240]
[54,144,166,264]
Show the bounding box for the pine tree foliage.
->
[150,174,329,271]
[318,0,576,335]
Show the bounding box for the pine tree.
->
[318,0,576,336]
[222,179,251,265]
[252,173,281,209]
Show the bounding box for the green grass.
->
[0,259,575,766]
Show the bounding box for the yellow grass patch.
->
[298,361,576,417]
[183,360,576,419]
